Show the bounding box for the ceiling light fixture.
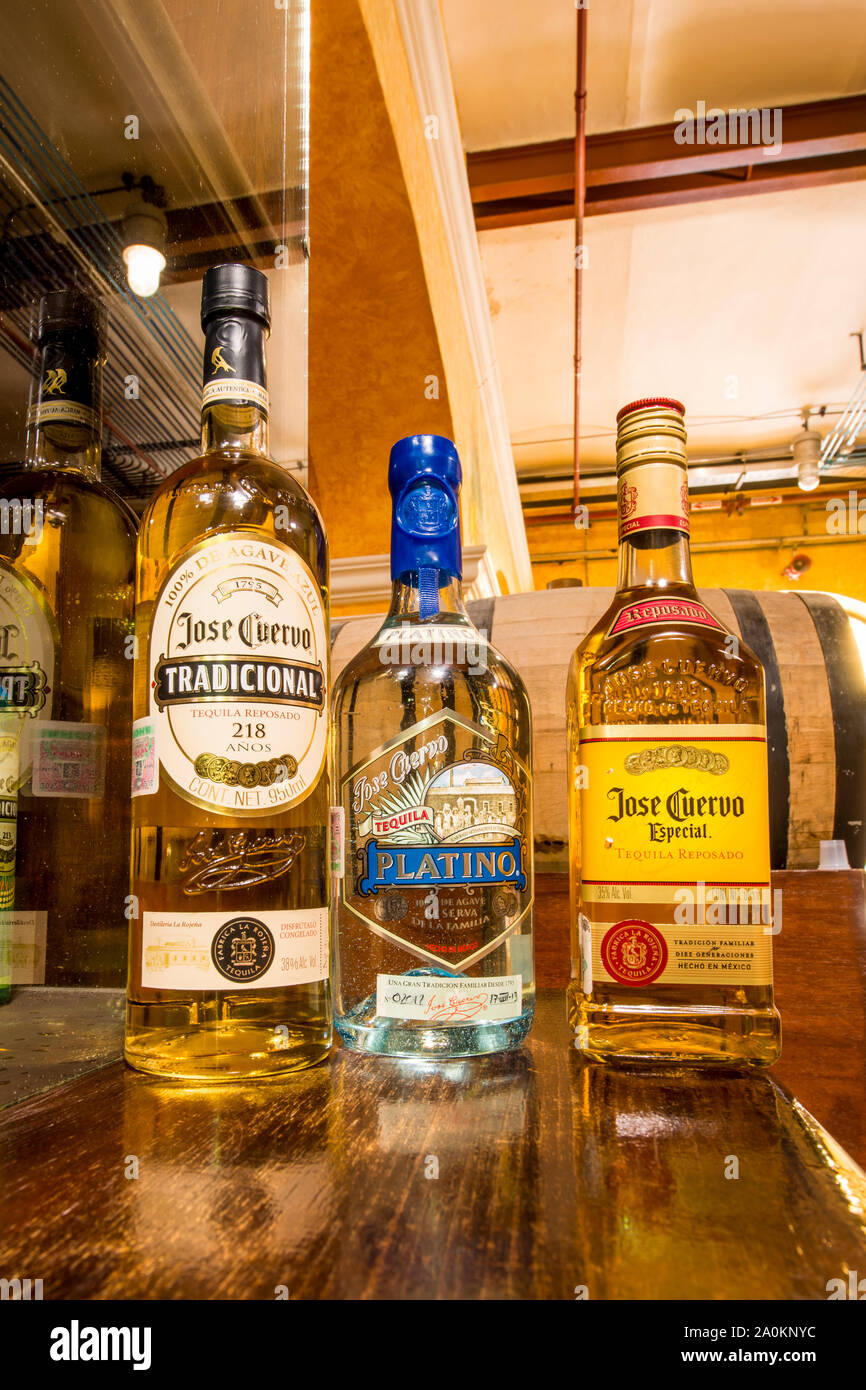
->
[793,415,822,491]
[121,199,167,297]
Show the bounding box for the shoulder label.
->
[608,598,723,637]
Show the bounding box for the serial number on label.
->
[376,972,522,1023]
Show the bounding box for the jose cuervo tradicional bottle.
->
[0,289,136,986]
[126,263,331,1080]
[331,434,535,1057]
[567,398,781,1065]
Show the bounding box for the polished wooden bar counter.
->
[1,870,865,1300]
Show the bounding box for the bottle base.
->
[569,995,781,1069]
[335,1005,535,1059]
[124,1020,331,1081]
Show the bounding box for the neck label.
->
[202,316,269,416]
[618,461,689,538]
[29,338,98,435]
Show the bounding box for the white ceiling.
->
[441,0,866,148]
[481,180,866,469]
[441,0,866,474]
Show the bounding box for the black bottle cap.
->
[201,263,270,330]
[34,289,106,346]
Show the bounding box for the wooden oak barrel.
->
[331,588,866,870]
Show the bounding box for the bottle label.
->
[329,805,345,878]
[376,972,522,1022]
[339,710,532,973]
[202,316,269,416]
[147,533,327,816]
[140,906,328,991]
[0,723,18,910]
[131,716,158,797]
[31,722,106,799]
[618,461,689,537]
[0,909,48,984]
[0,560,58,780]
[578,723,773,986]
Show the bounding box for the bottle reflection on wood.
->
[570,1059,866,1299]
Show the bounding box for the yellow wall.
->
[529,493,866,602]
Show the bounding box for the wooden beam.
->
[469,95,866,226]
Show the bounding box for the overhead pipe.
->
[573,2,587,518]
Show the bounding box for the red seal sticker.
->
[601,918,667,986]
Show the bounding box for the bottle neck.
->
[615,458,696,594]
[26,331,102,481]
[385,570,470,625]
[617,530,695,592]
[200,312,270,456]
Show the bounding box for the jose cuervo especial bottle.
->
[331,434,535,1057]
[126,263,331,1080]
[566,398,781,1066]
[0,289,136,986]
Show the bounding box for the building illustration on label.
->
[145,938,210,974]
[341,710,532,973]
[148,533,327,815]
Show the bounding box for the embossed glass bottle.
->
[332,434,534,1057]
[125,264,331,1080]
[567,398,781,1066]
[0,290,135,986]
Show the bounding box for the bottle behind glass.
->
[332,434,535,1057]
[0,290,135,986]
[126,263,331,1081]
[566,398,781,1066]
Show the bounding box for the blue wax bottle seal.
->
[388,435,463,605]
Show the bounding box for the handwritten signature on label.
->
[179,829,306,894]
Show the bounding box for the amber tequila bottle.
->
[0,290,135,986]
[566,399,781,1065]
[331,435,534,1057]
[125,264,331,1080]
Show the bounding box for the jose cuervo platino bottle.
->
[566,398,781,1066]
[331,434,535,1057]
[126,263,331,1080]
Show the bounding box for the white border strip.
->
[392,0,532,591]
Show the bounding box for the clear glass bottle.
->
[0,289,136,986]
[332,434,535,1057]
[125,263,331,1080]
[567,398,781,1066]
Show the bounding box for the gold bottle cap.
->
[616,397,687,474]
